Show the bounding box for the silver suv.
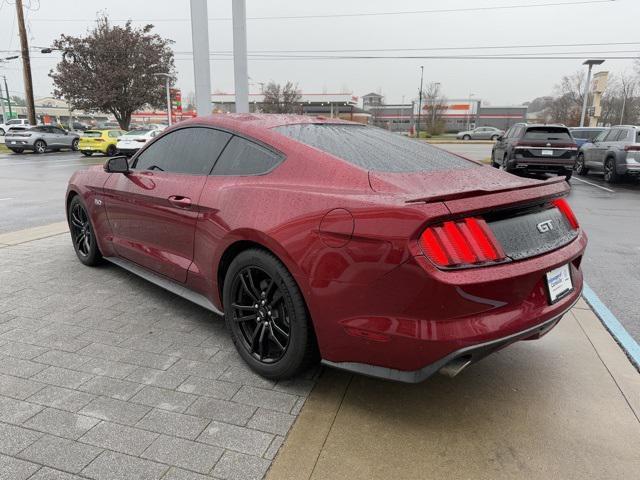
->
[4,125,80,154]
[576,125,640,183]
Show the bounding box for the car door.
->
[588,128,619,170]
[50,126,70,147]
[103,126,232,282]
[493,127,511,162]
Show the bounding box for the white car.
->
[0,118,34,136]
[115,129,163,156]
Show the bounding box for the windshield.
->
[83,131,102,138]
[274,124,474,173]
[523,127,572,141]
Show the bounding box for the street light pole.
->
[416,66,424,138]
[580,59,604,128]
[2,76,12,118]
[153,73,172,126]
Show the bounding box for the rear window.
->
[571,129,605,141]
[523,127,572,141]
[274,124,473,172]
[83,131,102,138]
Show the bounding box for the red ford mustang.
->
[66,114,587,382]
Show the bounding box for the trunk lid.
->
[369,166,576,263]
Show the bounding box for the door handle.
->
[168,195,192,209]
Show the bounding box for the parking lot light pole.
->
[416,66,424,137]
[190,0,212,117]
[153,73,173,126]
[580,59,604,127]
[232,0,249,114]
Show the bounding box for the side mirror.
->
[104,156,129,173]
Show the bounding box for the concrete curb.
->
[0,221,69,247]
[268,302,640,479]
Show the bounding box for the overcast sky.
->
[0,0,638,106]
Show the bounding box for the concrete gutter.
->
[0,221,68,247]
[268,301,640,480]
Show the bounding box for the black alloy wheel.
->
[603,157,620,183]
[106,145,117,156]
[71,138,79,151]
[68,196,102,266]
[575,154,588,176]
[223,249,316,379]
[463,134,471,140]
[33,140,46,154]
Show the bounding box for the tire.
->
[0,128,5,136]
[33,140,47,154]
[564,170,573,182]
[575,154,589,176]
[71,138,79,151]
[9,148,23,154]
[67,196,102,266]
[106,145,117,157]
[462,134,471,140]
[603,157,620,183]
[501,154,513,173]
[223,249,316,380]
[81,151,93,157]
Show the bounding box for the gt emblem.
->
[537,220,553,233]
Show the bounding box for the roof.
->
[177,113,355,132]
[362,92,383,98]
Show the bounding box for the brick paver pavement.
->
[0,234,317,480]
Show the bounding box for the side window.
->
[617,129,632,142]
[134,127,231,175]
[603,129,620,141]
[52,127,65,135]
[504,127,514,138]
[211,136,282,176]
[511,126,522,138]
[108,131,120,138]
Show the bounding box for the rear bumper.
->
[323,304,572,382]
[4,139,36,149]
[116,148,139,156]
[313,230,587,379]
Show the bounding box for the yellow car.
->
[79,129,126,156]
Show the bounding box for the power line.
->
[30,0,616,22]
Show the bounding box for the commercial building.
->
[210,92,370,123]
[363,95,527,133]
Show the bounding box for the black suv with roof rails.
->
[491,123,578,181]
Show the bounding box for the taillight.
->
[552,198,579,229]
[624,144,640,151]
[419,217,506,268]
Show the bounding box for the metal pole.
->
[190,0,212,116]
[0,92,5,123]
[417,66,424,137]
[15,0,35,125]
[579,63,593,127]
[232,0,249,114]
[619,93,626,125]
[165,77,172,126]
[3,76,12,118]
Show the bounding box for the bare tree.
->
[422,82,447,135]
[261,81,302,113]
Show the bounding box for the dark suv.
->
[492,123,578,180]
[576,125,640,183]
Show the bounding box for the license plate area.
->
[541,149,554,156]
[546,263,573,304]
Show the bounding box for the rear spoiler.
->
[405,176,567,204]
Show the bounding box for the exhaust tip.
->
[438,355,473,378]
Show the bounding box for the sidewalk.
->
[269,301,640,480]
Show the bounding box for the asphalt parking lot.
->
[0,145,638,345]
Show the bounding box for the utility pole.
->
[416,66,424,138]
[190,0,212,116]
[232,0,249,114]
[15,0,36,125]
[153,73,173,126]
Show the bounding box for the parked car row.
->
[488,123,640,184]
[3,123,166,156]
